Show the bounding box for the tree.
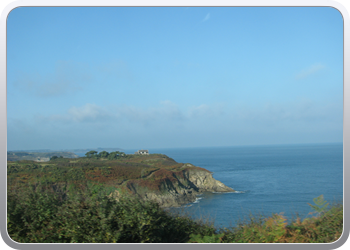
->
[98,151,109,158]
[115,151,126,157]
[85,151,98,158]
[107,151,126,160]
[108,152,117,160]
[50,156,58,161]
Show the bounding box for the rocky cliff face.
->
[124,163,234,208]
[184,167,234,193]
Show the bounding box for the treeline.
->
[85,150,126,160]
[50,150,126,161]
[8,151,79,162]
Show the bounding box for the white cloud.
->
[231,99,342,125]
[41,99,342,138]
[67,104,112,122]
[46,101,185,125]
[47,103,113,123]
[10,99,342,150]
[44,101,227,126]
[202,13,210,22]
[295,63,325,80]
[158,100,185,120]
[188,104,224,119]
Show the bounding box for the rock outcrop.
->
[184,167,234,193]
[122,163,234,208]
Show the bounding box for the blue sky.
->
[7,7,343,151]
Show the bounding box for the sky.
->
[6,7,343,151]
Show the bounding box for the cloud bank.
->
[8,99,342,150]
[41,99,341,129]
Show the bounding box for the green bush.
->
[7,183,216,243]
[218,196,343,243]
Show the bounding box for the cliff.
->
[120,163,234,208]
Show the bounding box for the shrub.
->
[7,182,217,243]
[219,196,343,243]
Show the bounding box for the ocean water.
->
[135,143,344,228]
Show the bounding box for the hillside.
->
[7,153,234,207]
[7,151,79,162]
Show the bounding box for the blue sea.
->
[124,143,343,228]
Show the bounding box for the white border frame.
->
[1,1,348,249]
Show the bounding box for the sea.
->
[78,143,343,229]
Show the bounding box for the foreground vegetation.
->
[7,155,343,243]
[7,181,342,243]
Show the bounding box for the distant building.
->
[34,157,50,162]
[135,149,149,155]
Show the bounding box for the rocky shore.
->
[120,163,234,208]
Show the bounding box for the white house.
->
[134,149,149,155]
